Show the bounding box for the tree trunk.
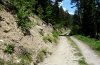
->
[93,10,98,39]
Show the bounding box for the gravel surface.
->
[38,36,79,65]
[70,36,100,65]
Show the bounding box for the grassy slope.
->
[74,35,100,55]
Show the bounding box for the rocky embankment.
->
[0,11,56,65]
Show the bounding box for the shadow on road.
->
[59,34,71,36]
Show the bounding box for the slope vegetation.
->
[0,10,57,65]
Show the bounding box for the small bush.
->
[9,0,35,34]
[4,43,15,54]
[43,36,48,43]
[19,53,32,62]
[79,58,88,65]
[16,7,34,34]
[43,35,58,43]
[37,51,45,62]
[36,48,52,64]
[53,38,58,43]
[18,46,32,63]
[52,30,59,38]
[43,35,53,43]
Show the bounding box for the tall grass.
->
[74,35,100,55]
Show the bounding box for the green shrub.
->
[43,36,48,43]
[4,43,15,54]
[79,58,88,65]
[43,35,58,43]
[35,49,47,64]
[36,48,52,64]
[19,53,32,62]
[16,6,34,34]
[53,38,58,43]
[9,0,35,34]
[37,51,45,62]
[52,30,59,38]
[43,35,53,43]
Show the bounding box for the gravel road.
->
[38,36,79,65]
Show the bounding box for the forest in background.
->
[71,0,100,39]
[0,0,100,39]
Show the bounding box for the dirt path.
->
[70,36,100,65]
[38,36,79,65]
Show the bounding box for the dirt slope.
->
[0,10,55,64]
[38,36,79,65]
[70,36,100,65]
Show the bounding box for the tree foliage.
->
[71,0,100,39]
[9,0,35,34]
[0,0,72,34]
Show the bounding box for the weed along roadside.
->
[74,35,100,55]
[38,36,82,65]
[70,36,100,65]
[67,36,88,65]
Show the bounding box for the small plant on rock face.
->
[52,30,59,38]
[43,34,58,44]
[18,46,32,64]
[43,35,53,43]
[4,43,15,54]
[19,53,32,62]
[34,48,52,65]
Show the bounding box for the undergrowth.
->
[4,43,15,54]
[18,53,32,63]
[43,35,58,44]
[9,0,35,34]
[34,48,52,65]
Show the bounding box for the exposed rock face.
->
[0,11,55,64]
